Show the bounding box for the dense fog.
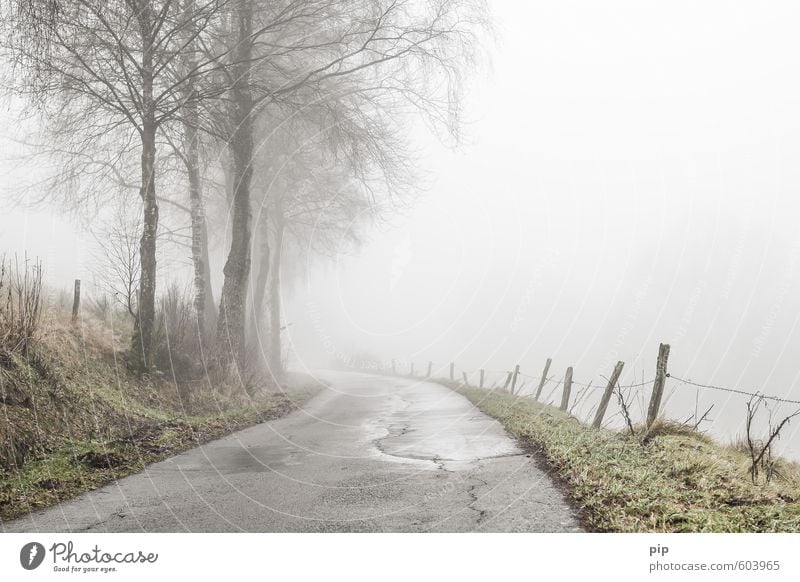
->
[4,1,800,457]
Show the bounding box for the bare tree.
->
[91,203,142,320]
[213,0,255,374]
[3,0,488,379]
[3,0,231,371]
[211,0,487,372]
[246,113,380,379]
[744,394,800,484]
[614,381,636,437]
[151,0,219,345]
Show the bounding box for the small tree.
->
[614,381,636,437]
[91,203,142,320]
[744,394,800,484]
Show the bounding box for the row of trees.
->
[1,0,486,382]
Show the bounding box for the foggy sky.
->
[286,1,800,456]
[4,1,800,455]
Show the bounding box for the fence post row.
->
[560,366,573,411]
[71,279,81,324]
[534,358,552,400]
[646,343,671,429]
[396,343,786,440]
[592,361,625,429]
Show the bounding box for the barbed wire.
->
[667,374,800,406]
[501,370,654,390]
[408,361,800,407]
[619,378,656,389]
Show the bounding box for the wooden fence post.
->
[71,279,81,323]
[449,362,455,381]
[510,364,520,395]
[592,361,625,429]
[534,358,552,400]
[502,371,513,392]
[560,366,573,411]
[462,372,469,385]
[479,369,485,388]
[646,344,671,429]
[427,361,433,377]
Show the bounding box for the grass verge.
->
[445,381,800,532]
[0,314,322,524]
[0,382,319,524]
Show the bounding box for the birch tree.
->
[213,0,486,372]
[3,0,230,371]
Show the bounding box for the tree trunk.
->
[249,215,270,346]
[215,0,254,373]
[182,0,216,344]
[268,214,285,381]
[186,126,216,341]
[130,9,158,372]
[200,213,216,327]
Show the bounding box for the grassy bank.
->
[447,382,800,532]
[0,315,321,524]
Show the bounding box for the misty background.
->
[4,1,800,456]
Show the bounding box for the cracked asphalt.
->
[4,372,583,532]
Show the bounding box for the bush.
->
[0,255,43,358]
[151,284,199,379]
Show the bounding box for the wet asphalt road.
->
[3,372,583,532]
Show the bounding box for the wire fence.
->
[666,374,800,406]
[390,343,800,430]
[401,363,797,404]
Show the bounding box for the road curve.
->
[4,372,583,532]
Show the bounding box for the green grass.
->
[448,382,800,532]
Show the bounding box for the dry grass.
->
[0,305,322,523]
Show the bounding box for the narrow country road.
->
[3,372,583,532]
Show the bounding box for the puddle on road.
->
[363,380,522,470]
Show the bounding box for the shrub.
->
[0,255,44,358]
[151,284,199,379]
